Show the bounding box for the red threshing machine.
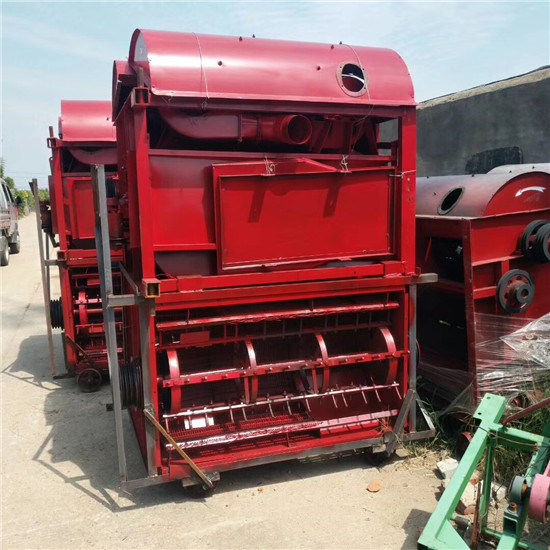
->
[91,29,435,492]
[416,163,550,401]
[38,100,123,391]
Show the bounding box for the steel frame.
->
[418,394,550,550]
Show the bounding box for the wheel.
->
[533,223,550,263]
[496,269,534,314]
[520,219,548,260]
[184,479,219,498]
[76,367,103,393]
[9,230,20,254]
[0,236,10,266]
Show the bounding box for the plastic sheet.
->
[501,313,550,369]
[476,313,550,397]
[419,313,550,414]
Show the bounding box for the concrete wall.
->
[416,68,550,176]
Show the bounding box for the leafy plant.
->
[0,158,49,215]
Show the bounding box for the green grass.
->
[409,384,550,483]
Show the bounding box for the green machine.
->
[418,394,550,550]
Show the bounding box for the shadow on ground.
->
[402,508,432,549]
[7,334,411,515]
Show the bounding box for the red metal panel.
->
[416,165,550,218]
[59,100,116,144]
[129,30,415,106]
[214,161,393,271]
[65,176,95,241]
[149,155,215,249]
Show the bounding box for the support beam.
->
[29,179,57,377]
[91,165,128,482]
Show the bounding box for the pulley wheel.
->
[50,298,64,329]
[520,219,548,260]
[120,359,143,409]
[533,223,550,263]
[77,367,103,393]
[496,269,535,314]
[528,473,550,523]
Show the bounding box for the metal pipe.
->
[408,283,417,430]
[139,300,158,476]
[502,395,550,426]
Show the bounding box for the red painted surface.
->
[46,100,122,383]
[127,30,415,106]
[416,164,550,400]
[113,29,418,482]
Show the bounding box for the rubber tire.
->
[0,236,10,266]
[520,219,548,259]
[533,223,550,263]
[9,230,20,254]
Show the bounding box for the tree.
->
[0,158,49,214]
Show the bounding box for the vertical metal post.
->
[29,179,57,377]
[408,283,417,430]
[45,233,51,302]
[138,300,158,476]
[478,439,494,534]
[91,165,128,482]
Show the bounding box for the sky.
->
[1,0,549,189]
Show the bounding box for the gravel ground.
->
[1,214,442,550]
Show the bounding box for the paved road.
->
[1,214,441,550]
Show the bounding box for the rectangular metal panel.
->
[216,165,394,271]
[149,155,215,249]
[66,176,95,240]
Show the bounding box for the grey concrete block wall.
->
[416,68,550,177]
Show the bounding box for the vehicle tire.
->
[9,230,20,254]
[0,236,10,266]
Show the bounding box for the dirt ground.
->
[1,215,443,550]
